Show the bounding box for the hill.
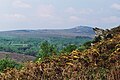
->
[0,26,119,80]
[0,26,95,38]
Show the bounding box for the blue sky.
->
[0,0,120,31]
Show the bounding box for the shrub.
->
[0,56,23,72]
[61,44,77,53]
[83,41,92,49]
[78,46,86,51]
[36,41,57,59]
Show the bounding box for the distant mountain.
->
[0,26,95,38]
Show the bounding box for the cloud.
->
[65,7,77,14]
[10,14,25,18]
[12,0,31,8]
[68,16,84,23]
[3,13,28,21]
[79,8,93,15]
[69,16,80,22]
[36,4,55,18]
[65,7,94,15]
[111,3,120,10]
[101,16,120,23]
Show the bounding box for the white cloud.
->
[12,0,31,8]
[3,13,28,21]
[36,4,55,18]
[11,14,25,18]
[65,7,94,15]
[111,3,120,10]
[101,16,120,23]
[65,7,77,14]
[69,16,80,22]
[79,8,93,15]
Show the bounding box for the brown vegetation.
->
[0,52,35,62]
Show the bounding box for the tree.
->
[83,41,92,49]
[61,44,77,53]
[93,35,102,43]
[37,41,57,58]
[0,55,23,72]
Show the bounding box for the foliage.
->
[78,45,86,51]
[0,55,23,72]
[77,41,92,51]
[93,35,102,43]
[0,36,91,56]
[83,41,93,49]
[61,44,77,53]
[37,41,57,58]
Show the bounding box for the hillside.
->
[0,26,95,38]
[0,26,119,80]
[0,52,36,62]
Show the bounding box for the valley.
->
[0,26,94,57]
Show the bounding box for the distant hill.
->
[0,26,95,38]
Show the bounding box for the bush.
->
[61,44,77,53]
[78,46,86,51]
[0,56,23,72]
[93,36,102,43]
[83,41,92,49]
[37,41,57,59]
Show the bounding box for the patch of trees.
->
[0,55,23,72]
[0,37,91,57]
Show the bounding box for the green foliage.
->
[78,46,86,51]
[77,41,92,51]
[0,56,23,72]
[83,41,92,49]
[61,44,77,53]
[0,36,92,56]
[37,41,57,58]
[93,35,102,43]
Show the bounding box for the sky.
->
[0,0,120,31]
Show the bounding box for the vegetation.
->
[0,26,119,80]
[37,41,57,59]
[0,55,23,72]
[0,36,91,56]
[61,44,77,53]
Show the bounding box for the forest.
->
[0,36,92,56]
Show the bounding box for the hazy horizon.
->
[0,0,120,31]
[0,25,93,31]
